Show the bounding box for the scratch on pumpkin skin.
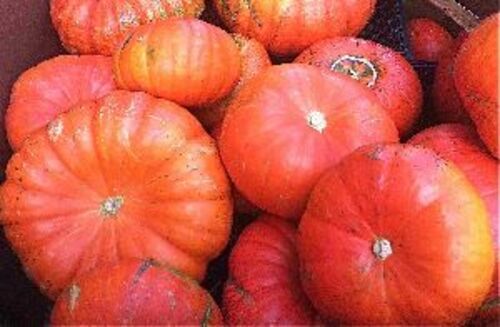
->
[47,118,64,142]
[201,297,213,327]
[68,284,81,312]
[132,259,156,285]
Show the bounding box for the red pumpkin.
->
[51,259,223,325]
[407,18,454,62]
[214,0,376,56]
[195,34,271,130]
[114,18,241,107]
[432,34,470,124]
[223,214,318,325]
[6,55,116,151]
[220,64,399,219]
[298,144,494,324]
[408,124,498,300]
[455,14,499,158]
[50,0,205,55]
[0,91,232,299]
[295,37,422,136]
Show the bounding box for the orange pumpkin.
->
[298,144,494,324]
[214,0,376,56]
[50,0,205,55]
[6,55,116,151]
[454,14,499,157]
[0,91,232,299]
[114,18,241,107]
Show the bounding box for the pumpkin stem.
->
[100,196,124,217]
[307,111,327,133]
[425,0,480,32]
[330,55,379,88]
[372,238,393,260]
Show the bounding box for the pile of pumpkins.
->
[0,0,498,325]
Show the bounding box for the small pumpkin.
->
[214,0,376,56]
[454,14,499,158]
[220,64,399,219]
[6,55,116,151]
[298,143,494,325]
[195,34,271,131]
[407,18,454,62]
[0,91,232,299]
[223,214,318,325]
[50,0,205,55]
[51,259,223,325]
[295,37,422,136]
[114,18,241,107]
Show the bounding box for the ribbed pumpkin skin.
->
[195,34,271,131]
[407,18,454,62]
[298,144,494,325]
[0,91,232,299]
[220,64,399,219]
[455,14,499,158]
[223,215,317,325]
[214,0,376,56]
[51,259,223,325]
[6,55,116,151]
[50,0,205,55]
[295,37,422,137]
[408,124,498,300]
[114,18,241,107]
[432,34,470,124]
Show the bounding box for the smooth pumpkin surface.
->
[6,55,116,151]
[50,0,205,55]
[195,34,271,131]
[114,18,241,107]
[407,18,454,62]
[295,37,422,136]
[223,214,317,325]
[214,0,376,56]
[0,91,232,299]
[454,14,499,158]
[51,259,223,325]
[409,123,499,300]
[220,64,399,219]
[298,144,494,325]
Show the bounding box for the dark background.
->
[0,0,497,325]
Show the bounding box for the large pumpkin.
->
[6,55,116,151]
[454,14,499,157]
[214,0,376,56]
[51,259,223,325]
[295,37,422,136]
[220,64,399,219]
[298,144,494,325]
[194,34,271,131]
[408,124,499,304]
[50,0,205,55]
[114,18,241,107]
[0,91,232,299]
[223,214,318,325]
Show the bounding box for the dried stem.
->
[426,0,480,31]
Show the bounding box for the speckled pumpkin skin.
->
[51,259,223,325]
[0,91,232,300]
[50,0,205,55]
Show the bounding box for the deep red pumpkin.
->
[408,123,499,302]
[51,259,223,325]
[220,64,399,219]
[407,18,454,62]
[223,214,318,325]
[454,14,499,158]
[295,37,422,136]
[214,0,376,56]
[195,34,271,131]
[114,18,241,107]
[0,91,233,299]
[50,0,205,55]
[6,55,116,151]
[298,144,495,325]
